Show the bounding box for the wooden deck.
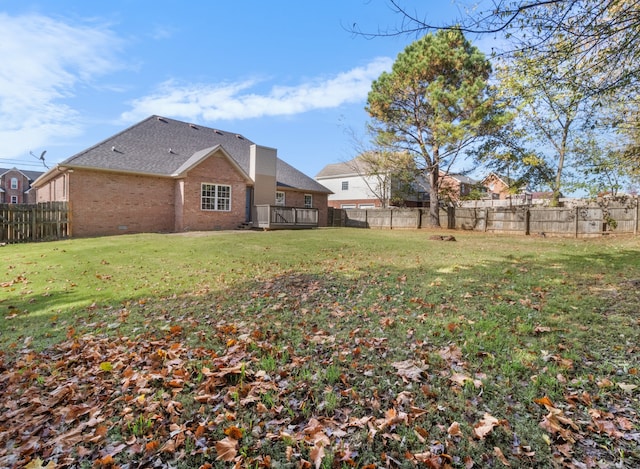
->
[255,205,319,230]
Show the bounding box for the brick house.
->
[0,167,44,204]
[438,172,478,203]
[33,116,331,237]
[481,172,513,200]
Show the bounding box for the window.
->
[304,194,312,208]
[275,191,285,206]
[341,181,349,191]
[341,204,356,209]
[10,178,18,190]
[201,183,231,211]
[10,196,18,204]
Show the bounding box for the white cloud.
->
[0,13,122,160]
[121,57,394,123]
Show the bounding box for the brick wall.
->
[37,169,175,237]
[180,153,248,231]
[73,169,176,237]
[283,189,329,227]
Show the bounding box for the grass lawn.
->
[1,228,639,468]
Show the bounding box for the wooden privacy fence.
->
[329,200,640,237]
[0,202,70,243]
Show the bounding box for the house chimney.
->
[250,144,277,205]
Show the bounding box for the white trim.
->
[201,183,232,211]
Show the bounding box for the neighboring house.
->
[438,172,477,203]
[33,116,331,237]
[481,172,512,200]
[315,157,429,209]
[0,167,44,204]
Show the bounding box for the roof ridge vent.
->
[157,117,168,123]
[214,129,223,135]
[189,124,198,129]
[235,134,244,140]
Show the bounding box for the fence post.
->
[635,197,639,236]
[32,205,38,241]
[524,208,530,236]
[575,207,579,238]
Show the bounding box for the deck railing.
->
[255,205,319,229]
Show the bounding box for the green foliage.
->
[366,29,506,225]
[128,414,153,437]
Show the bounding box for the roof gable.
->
[171,145,251,182]
[0,167,44,181]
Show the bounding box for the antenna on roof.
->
[29,150,49,169]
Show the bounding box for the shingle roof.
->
[315,157,369,178]
[59,115,330,193]
[0,167,44,181]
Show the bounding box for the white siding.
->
[318,174,388,202]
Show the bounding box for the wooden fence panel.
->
[486,207,528,234]
[334,199,639,237]
[0,202,69,243]
[529,208,576,235]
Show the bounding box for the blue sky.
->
[0,1,475,178]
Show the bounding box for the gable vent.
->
[157,117,168,123]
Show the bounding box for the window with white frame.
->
[201,183,231,211]
[304,194,312,208]
[341,181,349,191]
[275,191,285,206]
[11,196,18,203]
[10,178,18,190]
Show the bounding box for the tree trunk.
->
[428,164,440,226]
[551,123,569,207]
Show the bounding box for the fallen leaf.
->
[224,425,244,440]
[534,396,554,408]
[391,359,426,382]
[617,382,638,393]
[310,443,325,469]
[25,459,56,469]
[493,446,511,466]
[448,421,463,437]
[215,436,238,462]
[473,413,500,439]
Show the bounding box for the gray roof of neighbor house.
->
[0,167,44,182]
[315,157,369,178]
[56,115,331,193]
